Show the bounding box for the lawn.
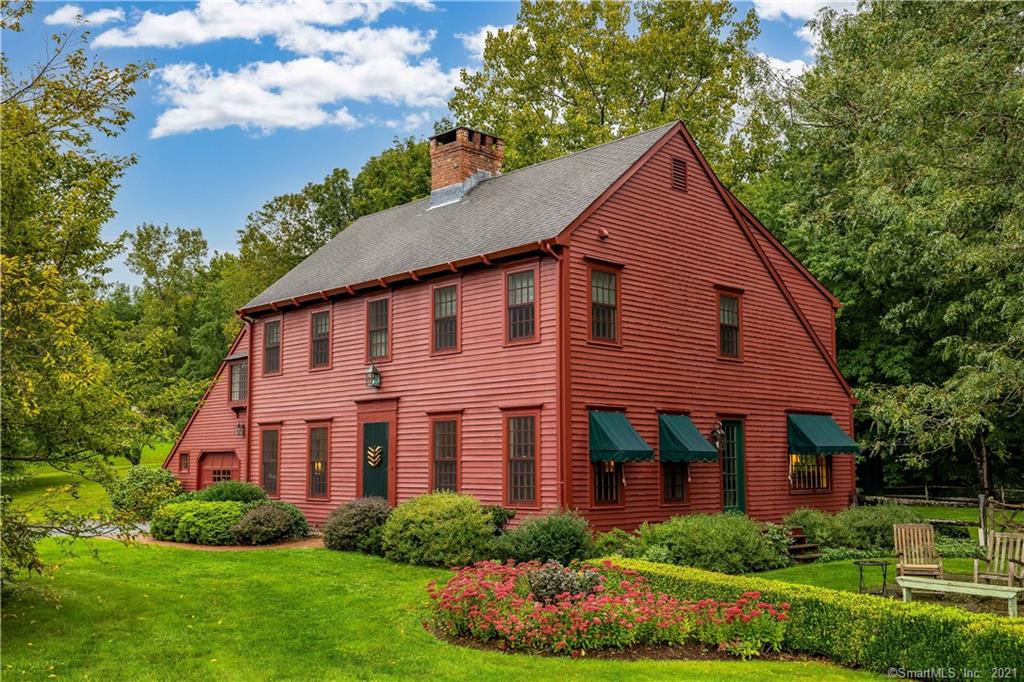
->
[755,558,975,593]
[0,540,880,681]
[5,442,171,517]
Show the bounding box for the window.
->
[718,293,740,358]
[789,453,831,491]
[671,157,688,192]
[594,461,621,505]
[367,298,389,361]
[212,469,232,483]
[506,269,536,342]
[506,413,537,505]
[179,452,189,472]
[261,429,279,495]
[662,461,687,503]
[590,267,619,342]
[229,360,248,401]
[433,284,458,352]
[308,425,329,497]
[431,418,459,492]
[263,320,281,374]
[310,310,331,368]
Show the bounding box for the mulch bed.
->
[426,624,820,663]
[137,536,324,551]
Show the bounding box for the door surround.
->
[355,398,398,505]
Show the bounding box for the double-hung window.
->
[308,424,329,497]
[431,417,459,492]
[229,360,248,402]
[261,428,280,495]
[263,320,281,374]
[718,293,740,358]
[367,298,389,361]
[506,413,538,505]
[789,453,831,491]
[310,310,331,368]
[590,266,619,343]
[506,269,536,342]
[433,284,458,352]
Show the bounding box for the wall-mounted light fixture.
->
[235,421,246,437]
[710,421,725,450]
[365,363,381,389]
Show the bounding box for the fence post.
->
[978,494,987,550]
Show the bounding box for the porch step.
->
[793,552,822,563]
[788,527,821,564]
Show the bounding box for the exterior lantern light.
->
[365,363,381,389]
[710,421,725,450]
[235,421,246,437]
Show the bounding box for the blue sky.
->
[5,1,845,283]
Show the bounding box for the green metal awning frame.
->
[589,410,653,462]
[787,413,859,455]
[659,414,718,462]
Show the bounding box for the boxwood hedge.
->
[599,558,1024,673]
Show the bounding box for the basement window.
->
[671,158,687,192]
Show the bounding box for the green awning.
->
[589,411,653,462]
[659,414,718,462]
[788,414,859,455]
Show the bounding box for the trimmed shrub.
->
[482,505,516,535]
[607,558,1024,673]
[496,510,594,565]
[160,491,199,507]
[231,505,296,545]
[593,528,637,557]
[323,497,391,555]
[151,501,245,545]
[525,562,602,604]
[381,492,492,567]
[632,513,790,574]
[243,500,308,539]
[110,466,182,520]
[194,481,267,504]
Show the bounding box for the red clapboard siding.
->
[565,131,854,529]
[242,256,559,524]
[166,325,249,491]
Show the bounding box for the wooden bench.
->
[896,576,1022,617]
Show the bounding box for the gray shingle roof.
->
[244,122,676,310]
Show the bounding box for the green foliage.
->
[785,505,923,552]
[496,510,594,565]
[109,466,181,520]
[350,137,431,218]
[449,0,771,184]
[525,563,602,604]
[935,538,983,560]
[632,514,790,574]
[482,505,516,535]
[380,493,493,567]
[611,558,1024,673]
[593,528,637,557]
[231,504,299,546]
[0,496,45,588]
[193,481,267,504]
[322,497,391,555]
[240,500,308,542]
[151,501,245,545]
[782,508,833,546]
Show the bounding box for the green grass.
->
[0,541,879,681]
[904,504,979,523]
[6,443,171,517]
[754,558,976,593]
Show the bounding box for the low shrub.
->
[231,501,308,545]
[482,505,516,535]
[151,501,245,545]
[782,508,835,547]
[381,492,493,567]
[160,491,199,507]
[935,537,983,559]
[816,546,891,562]
[194,481,268,504]
[496,510,593,565]
[593,528,637,557]
[323,497,391,555]
[525,563,602,604]
[428,560,788,657]
[831,504,923,551]
[110,466,182,520]
[932,520,972,539]
[609,558,1024,673]
[632,514,790,574]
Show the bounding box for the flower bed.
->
[427,560,788,658]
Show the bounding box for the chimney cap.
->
[429,125,502,145]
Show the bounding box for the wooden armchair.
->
[975,532,1024,587]
[894,523,943,579]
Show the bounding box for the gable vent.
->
[671,157,687,192]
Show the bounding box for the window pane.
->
[507,415,536,503]
[180,453,189,472]
[230,361,248,401]
[594,463,620,504]
[591,270,617,341]
[309,427,328,497]
[507,271,536,341]
[432,419,457,492]
[262,430,279,494]
[311,311,330,367]
[368,300,389,359]
[433,285,458,351]
[719,295,739,357]
[264,321,280,373]
[663,462,686,502]
[789,453,830,490]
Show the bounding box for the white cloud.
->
[762,54,810,79]
[752,0,853,21]
[455,24,512,61]
[384,110,433,132]
[151,56,459,138]
[795,24,822,56]
[44,4,125,26]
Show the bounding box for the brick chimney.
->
[428,127,504,207]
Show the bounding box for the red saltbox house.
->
[165,122,860,529]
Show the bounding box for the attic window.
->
[671,158,687,192]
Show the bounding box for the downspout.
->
[244,316,255,482]
[557,243,574,509]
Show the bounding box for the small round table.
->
[853,560,890,596]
